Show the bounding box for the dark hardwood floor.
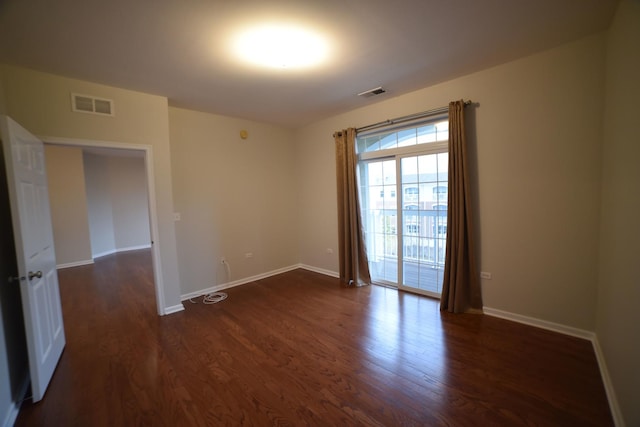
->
[16,250,613,426]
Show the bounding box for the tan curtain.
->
[441,100,483,313]
[334,128,371,287]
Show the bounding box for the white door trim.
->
[39,135,167,316]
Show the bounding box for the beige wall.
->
[109,155,151,251]
[83,153,116,256]
[597,1,640,426]
[169,107,299,295]
[0,65,182,309]
[44,145,93,266]
[83,153,151,257]
[296,34,606,331]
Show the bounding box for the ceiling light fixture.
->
[232,23,329,70]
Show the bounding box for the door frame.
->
[40,135,167,316]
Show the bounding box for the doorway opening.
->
[42,136,167,316]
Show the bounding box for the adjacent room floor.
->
[16,249,613,426]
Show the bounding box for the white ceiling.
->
[0,0,618,128]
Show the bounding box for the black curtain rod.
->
[355,99,472,134]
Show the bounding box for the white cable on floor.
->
[188,291,227,304]
[187,259,231,304]
[203,292,227,304]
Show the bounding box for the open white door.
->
[0,116,65,402]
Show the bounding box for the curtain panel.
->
[334,128,371,286]
[441,100,483,313]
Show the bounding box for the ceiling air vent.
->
[357,86,386,98]
[71,93,114,116]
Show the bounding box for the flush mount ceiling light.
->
[232,23,330,70]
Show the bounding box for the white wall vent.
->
[358,86,386,98]
[71,93,114,116]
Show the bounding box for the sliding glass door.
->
[358,119,449,297]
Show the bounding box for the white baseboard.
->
[93,244,152,259]
[483,306,594,340]
[591,336,625,427]
[56,259,94,269]
[181,264,304,301]
[92,249,117,259]
[1,372,29,427]
[116,244,152,253]
[484,306,624,427]
[163,303,185,315]
[298,264,339,278]
[59,246,153,268]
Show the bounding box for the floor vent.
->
[71,93,114,116]
[357,86,386,98]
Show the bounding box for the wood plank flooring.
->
[16,249,613,426]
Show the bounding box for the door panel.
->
[360,159,399,285]
[1,115,65,402]
[399,153,448,296]
[360,153,448,297]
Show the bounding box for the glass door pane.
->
[360,159,398,284]
[400,153,448,295]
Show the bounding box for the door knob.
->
[28,271,43,280]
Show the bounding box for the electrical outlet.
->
[326,248,333,254]
[480,271,492,280]
[220,257,226,264]
[173,212,181,221]
[245,252,253,258]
